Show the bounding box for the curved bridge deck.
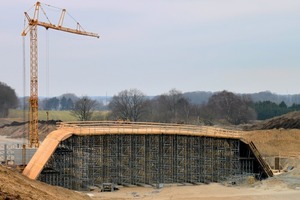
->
[59,121,243,138]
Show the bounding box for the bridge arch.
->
[23,121,272,190]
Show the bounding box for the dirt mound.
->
[0,120,61,129]
[0,119,58,141]
[242,129,300,157]
[0,118,15,127]
[245,111,300,130]
[0,165,90,200]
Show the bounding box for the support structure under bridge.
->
[23,122,273,190]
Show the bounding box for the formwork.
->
[35,123,271,190]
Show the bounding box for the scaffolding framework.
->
[39,134,267,190]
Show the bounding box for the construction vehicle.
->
[100,183,115,192]
[21,2,99,147]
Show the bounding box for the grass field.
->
[7,109,109,122]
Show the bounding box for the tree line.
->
[40,90,300,124]
[254,101,300,120]
[1,80,300,124]
[107,89,300,125]
[40,95,77,111]
[107,89,259,125]
[0,82,18,117]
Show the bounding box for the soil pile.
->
[242,129,300,157]
[245,111,300,130]
[0,165,90,200]
[241,111,300,157]
[255,168,300,190]
[0,119,58,141]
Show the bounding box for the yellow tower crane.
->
[21,2,99,147]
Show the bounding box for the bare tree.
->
[206,90,256,125]
[71,96,97,121]
[151,89,191,123]
[109,89,148,122]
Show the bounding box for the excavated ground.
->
[0,120,58,141]
[0,165,91,200]
[245,111,300,130]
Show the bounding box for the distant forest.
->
[15,90,300,124]
[184,91,300,121]
[184,91,300,106]
[3,79,299,124]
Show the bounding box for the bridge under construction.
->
[23,122,273,190]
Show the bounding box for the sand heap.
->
[0,165,90,200]
[246,111,300,130]
[0,120,58,140]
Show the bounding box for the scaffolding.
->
[38,133,269,190]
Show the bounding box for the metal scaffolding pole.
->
[39,133,267,190]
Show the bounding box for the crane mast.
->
[22,2,99,147]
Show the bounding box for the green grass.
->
[8,109,77,121]
[91,111,110,121]
[8,109,110,122]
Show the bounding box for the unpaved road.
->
[85,181,300,200]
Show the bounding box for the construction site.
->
[1,118,300,199]
[0,1,299,199]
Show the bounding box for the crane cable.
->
[42,2,87,32]
[40,5,52,25]
[45,28,50,133]
[22,17,27,144]
[22,17,27,165]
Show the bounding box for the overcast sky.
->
[1,0,300,97]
